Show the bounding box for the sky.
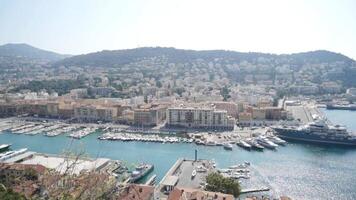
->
[0,0,355,58]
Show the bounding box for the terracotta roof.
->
[119,184,154,200]
[0,163,47,174]
[168,187,234,200]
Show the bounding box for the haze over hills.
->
[0,43,354,66]
[0,43,69,62]
[54,47,355,68]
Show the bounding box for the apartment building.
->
[74,105,117,122]
[166,106,235,130]
[133,105,166,126]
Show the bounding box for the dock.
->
[241,187,270,194]
[145,174,157,186]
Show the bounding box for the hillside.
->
[0,43,69,62]
[54,47,354,67]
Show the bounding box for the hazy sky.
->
[0,0,355,58]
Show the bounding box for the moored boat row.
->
[68,127,98,139]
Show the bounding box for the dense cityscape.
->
[1,42,356,200]
[1,1,356,200]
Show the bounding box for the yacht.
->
[256,137,278,149]
[273,119,356,146]
[266,135,287,145]
[236,140,252,150]
[245,139,264,151]
[130,164,154,183]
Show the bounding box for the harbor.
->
[0,117,290,152]
[0,108,356,199]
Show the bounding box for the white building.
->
[166,106,235,130]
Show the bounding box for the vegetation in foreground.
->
[205,172,241,197]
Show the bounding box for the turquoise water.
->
[1,109,356,199]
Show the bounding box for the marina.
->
[68,127,98,139]
[0,109,355,199]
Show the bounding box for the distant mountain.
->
[0,43,69,61]
[54,47,354,68]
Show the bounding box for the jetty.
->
[241,187,270,194]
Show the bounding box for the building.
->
[252,108,266,120]
[74,104,117,122]
[69,88,88,99]
[47,102,59,117]
[168,187,234,200]
[133,104,167,126]
[88,86,117,97]
[320,82,342,94]
[211,101,238,118]
[166,106,235,130]
[118,184,154,200]
[238,112,252,127]
[346,88,356,101]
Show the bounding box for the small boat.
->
[229,163,249,169]
[0,144,11,152]
[196,165,207,172]
[191,170,197,178]
[205,141,216,146]
[223,143,233,150]
[195,139,204,145]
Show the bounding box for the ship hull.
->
[326,105,356,111]
[273,128,356,146]
[130,165,154,183]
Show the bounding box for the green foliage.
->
[174,88,185,97]
[0,185,27,200]
[220,86,231,101]
[205,172,241,197]
[11,79,86,95]
[23,168,38,181]
[156,80,162,88]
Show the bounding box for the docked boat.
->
[326,104,356,111]
[191,170,197,179]
[0,144,11,152]
[256,137,278,149]
[229,163,249,169]
[205,141,217,146]
[195,140,205,145]
[245,139,264,151]
[236,140,252,150]
[273,119,356,146]
[223,143,233,150]
[130,164,154,183]
[0,148,27,161]
[266,135,287,145]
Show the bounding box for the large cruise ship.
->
[273,119,356,146]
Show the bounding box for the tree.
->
[156,80,162,88]
[220,86,231,101]
[0,185,26,200]
[205,172,241,197]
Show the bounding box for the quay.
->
[145,174,157,186]
[158,158,215,198]
[241,187,270,194]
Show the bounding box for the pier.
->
[145,174,157,186]
[241,187,270,194]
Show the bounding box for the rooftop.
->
[21,154,110,175]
